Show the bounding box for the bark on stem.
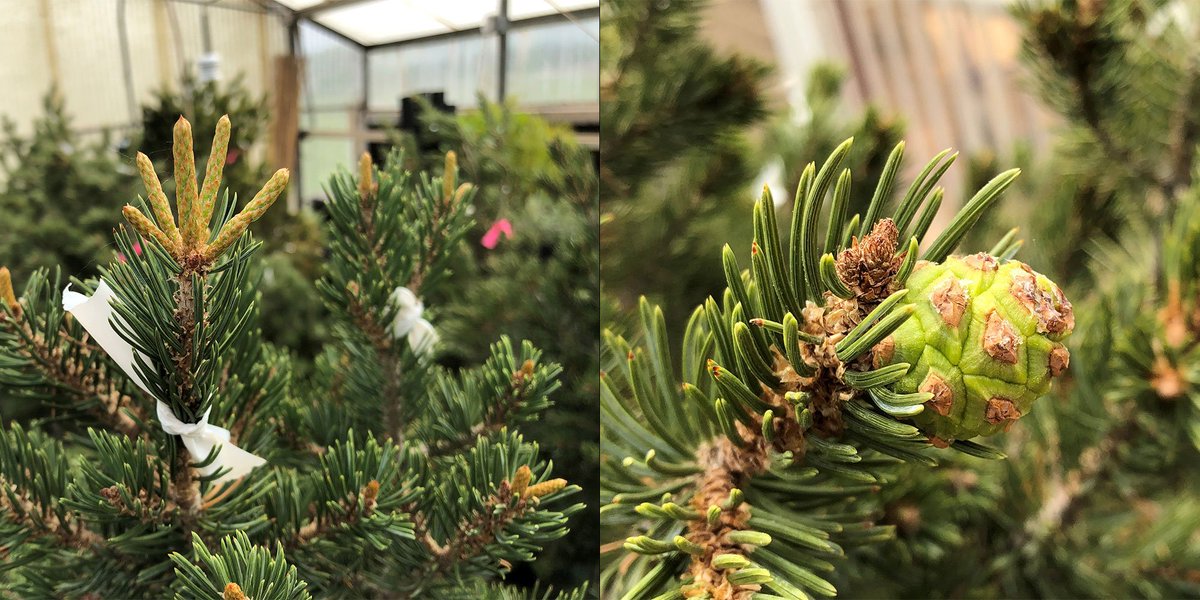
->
[168,262,205,530]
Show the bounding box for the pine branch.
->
[601,141,1067,597]
[317,151,472,444]
[171,531,311,600]
[344,288,407,442]
[168,270,203,532]
[0,424,104,561]
[0,268,145,437]
[1071,67,1168,194]
[3,306,142,437]
[292,480,381,545]
[0,475,103,550]
[424,339,560,458]
[408,152,467,295]
[420,480,526,572]
[412,466,569,584]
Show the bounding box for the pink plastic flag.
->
[481,218,514,249]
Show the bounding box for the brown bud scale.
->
[1049,346,1070,377]
[920,374,955,416]
[930,278,969,327]
[984,397,1020,425]
[983,311,1021,364]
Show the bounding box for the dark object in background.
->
[366,92,457,163]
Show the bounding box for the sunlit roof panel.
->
[272,0,325,10]
[312,0,496,45]
[508,0,598,20]
[303,0,599,46]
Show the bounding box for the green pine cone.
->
[873,253,1074,442]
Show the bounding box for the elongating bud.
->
[204,214,251,261]
[0,267,19,317]
[511,465,533,496]
[452,182,472,206]
[204,168,290,261]
[197,114,231,240]
[123,205,178,256]
[711,553,750,569]
[523,477,567,499]
[173,117,199,249]
[443,151,457,203]
[357,151,374,200]
[241,168,290,221]
[135,152,180,244]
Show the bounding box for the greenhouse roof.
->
[264,0,599,47]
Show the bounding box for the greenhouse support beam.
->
[498,0,509,100]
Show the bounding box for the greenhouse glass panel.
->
[367,36,493,111]
[299,20,364,111]
[505,17,600,105]
[288,1,598,47]
[299,135,355,204]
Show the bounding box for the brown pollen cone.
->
[223,583,247,600]
[836,218,903,304]
[685,435,766,600]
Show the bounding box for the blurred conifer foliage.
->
[0,92,136,282]
[600,0,770,337]
[391,97,600,589]
[767,64,906,224]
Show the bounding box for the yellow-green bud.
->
[135,152,180,244]
[357,152,374,200]
[443,151,457,202]
[173,117,199,249]
[197,114,231,240]
[204,168,289,261]
[0,267,19,317]
[511,465,533,496]
[123,205,178,256]
[524,478,567,499]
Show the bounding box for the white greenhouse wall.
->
[0,0,290,138]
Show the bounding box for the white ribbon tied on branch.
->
[389,286,438,355]
[63,280,266,482]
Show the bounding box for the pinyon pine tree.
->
[0,112,582,597]
[599,137,1078,598]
